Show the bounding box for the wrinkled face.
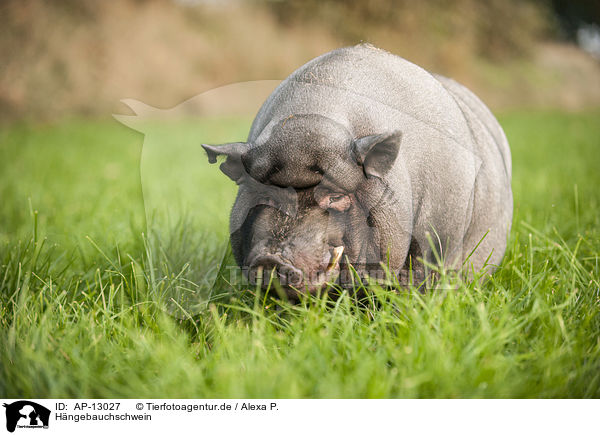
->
[234,179,365,293]
[203,114,404,296]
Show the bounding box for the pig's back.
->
[249,44,471,148]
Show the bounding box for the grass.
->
[0,110,599,398]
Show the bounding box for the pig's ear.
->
[202,142,249,182]
[352,131,402,179]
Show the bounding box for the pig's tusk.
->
[326,246,344,272]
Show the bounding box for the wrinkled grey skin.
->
[203,44,512,296]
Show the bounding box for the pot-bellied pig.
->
[203,44,512,296]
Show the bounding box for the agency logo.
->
[2,401,50,433]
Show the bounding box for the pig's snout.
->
[248,255,304,287]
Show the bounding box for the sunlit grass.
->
[0,110,599,398]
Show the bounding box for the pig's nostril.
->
[285,269,303,286]
[249,256,303,287]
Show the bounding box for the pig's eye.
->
[309,165,324,175]
[258,198,278,209]
[322,194,352,212]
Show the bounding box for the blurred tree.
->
[262,0,552,60]
[548,0,600,39]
